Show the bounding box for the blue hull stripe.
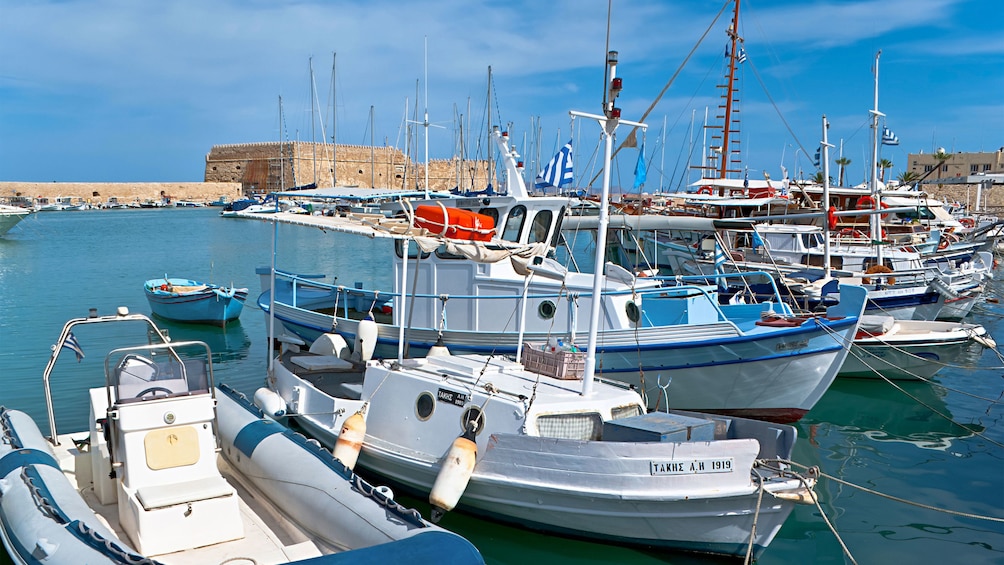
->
[232,419,284,458]
[0,448,60,479]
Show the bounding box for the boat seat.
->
[291,355,355,372]
[136,475,234,511]
[331,382,363,400]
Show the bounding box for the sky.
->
[1,0,1001,191]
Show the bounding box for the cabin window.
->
[394,240,431,259]
[529,210,553,243]
[460,406,485,435]
[415,392,435,421]
[501,205,527,242]
[549,206,566,248]
[537,300,556,320]
[537,412,602,441]
[478,207,500,226]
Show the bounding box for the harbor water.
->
[1,207,1002,563]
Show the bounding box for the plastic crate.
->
[520,342,586,380]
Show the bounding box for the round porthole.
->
[415,392,435,421]
[625,301,641,323]
[460,406,485,435]
[538,300,557,319]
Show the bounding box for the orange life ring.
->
[960,217,976,229]
[855,195,889,219]
[697,186,713,195]
[827,206,838,231]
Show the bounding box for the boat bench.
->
[136,475,234,510]
[291,355,354,372]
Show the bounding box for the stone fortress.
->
[0,141,493,207]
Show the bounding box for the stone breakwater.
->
[0,182,242,205]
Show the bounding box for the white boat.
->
[255,127,867,423]
[256,52,821,560]
[839,314,995,379]
[0,204,30,236]
[0,307,483,564]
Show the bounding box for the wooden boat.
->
[0,307,484,564]
[144,277,248,326]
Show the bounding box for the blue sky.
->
[1,0,1001,191]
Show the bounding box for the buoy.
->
[429,424,478,523]
[253,387,286,419]
[353,315,378,363]
[333,407,367,470]
[427,335,451,357]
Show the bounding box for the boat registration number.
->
[650,458,734,475]
[776,339,808,352]
[437,388,469,407]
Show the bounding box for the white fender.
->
[429,425,477,523]
[253,387,287,419]
[353,315,378,363]
[426,336,451,358]
[333,407,367,470]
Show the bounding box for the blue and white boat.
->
[0,307,484,565]
[144,277,248,326]
[255,128,867,423]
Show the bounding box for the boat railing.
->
[42,307,176,445]
[270,269,795,330]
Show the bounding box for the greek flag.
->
[737,47,747,64]
[632,143,647,189]
[743,170,749,189]
[813,146,821,168]
[881,126,899,146]
[536,140,574,189]
[62,332,85,362]
[713,240,728,291]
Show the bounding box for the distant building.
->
[908,147,1003,182]
[906,147,1004,210]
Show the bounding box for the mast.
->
[869,50,884,264]
[331,53,337,186]
[370,105,376,188]
[486,66,494,192]
[572,47,647,397]
[696,0,742,193]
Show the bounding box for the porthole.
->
[460,406,485,435]
[625,301,640,323]
[415,392,435,421]
[538,300,556,319]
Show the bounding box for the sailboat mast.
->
[370,105,376,188]
[331,53,337,186]
[717,0,742,191]
[870,50,884,264]
[486,66,493,191]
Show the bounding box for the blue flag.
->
[632,143,647,189]
[536,140,574,189]
[881,126,899,146]
[62,332,85,362]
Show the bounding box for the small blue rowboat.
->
[144,277,248,326]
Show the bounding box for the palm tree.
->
[835,157,851,186]
[811,171,834,185]
[878,158,893,183]
[896,171,920,184]
[933,150,952,186]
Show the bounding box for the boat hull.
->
[263,288,865,423]
[839,320,988,379]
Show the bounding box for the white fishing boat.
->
[256,50,820,560]
[255,128,867,423]
[0,307,483,564]
[0,204,30,236]
[839,314,995,380]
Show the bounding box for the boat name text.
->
[776,339,809,352]
[650,458,734,475]
[437,388,469,408]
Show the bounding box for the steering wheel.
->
[135,386,174,399]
